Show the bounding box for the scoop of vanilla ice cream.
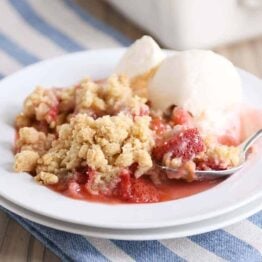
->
[148,50,242,116]
[114,35,165,78]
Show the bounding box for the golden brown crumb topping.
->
[14,73,240,196]
[14,75,155,191]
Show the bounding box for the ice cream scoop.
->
[148,50,242,116]
[114,35,165,78]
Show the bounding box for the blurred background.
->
[0,0,262,261]
[77,0,262,77]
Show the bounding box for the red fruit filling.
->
[171,107,193,125]
[152,128,205,162]
[67,181,82,198]
[116,170,160,203]
[151,117,167,135]
[65,166,94,197]
[73,166,92,184]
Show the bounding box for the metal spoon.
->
[156,129,262,180]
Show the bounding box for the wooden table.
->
[1,0,262,261]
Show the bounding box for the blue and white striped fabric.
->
[0,0,261,261]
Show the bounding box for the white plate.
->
[1,194,262,240]
[0,49,262,230]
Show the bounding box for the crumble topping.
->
[15,127,55,155]
[13,74,241,200]
[35,171,59,185]
[14,75,155,193]
[14,150,39,172]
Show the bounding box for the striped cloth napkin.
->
[0,0,261,261]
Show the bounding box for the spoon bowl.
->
[157,129,262,180]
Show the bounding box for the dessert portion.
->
[13,36,262,204]
[148,50,242,115]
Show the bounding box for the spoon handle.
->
[241,129,262,156]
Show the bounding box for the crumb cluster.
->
[14,75,155,193]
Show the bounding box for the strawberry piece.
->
[153,128,205,161]
[73,166,92,184]
[117,170,160,203]
[117,169,132,200]
[171,107,193,125]
[151,117,167,135]
[48,105,59,121]
[130,179,160,203]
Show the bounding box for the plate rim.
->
[0,49,262,230]
[1,194,262,240]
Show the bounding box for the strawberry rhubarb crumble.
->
[13,36,261,203]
